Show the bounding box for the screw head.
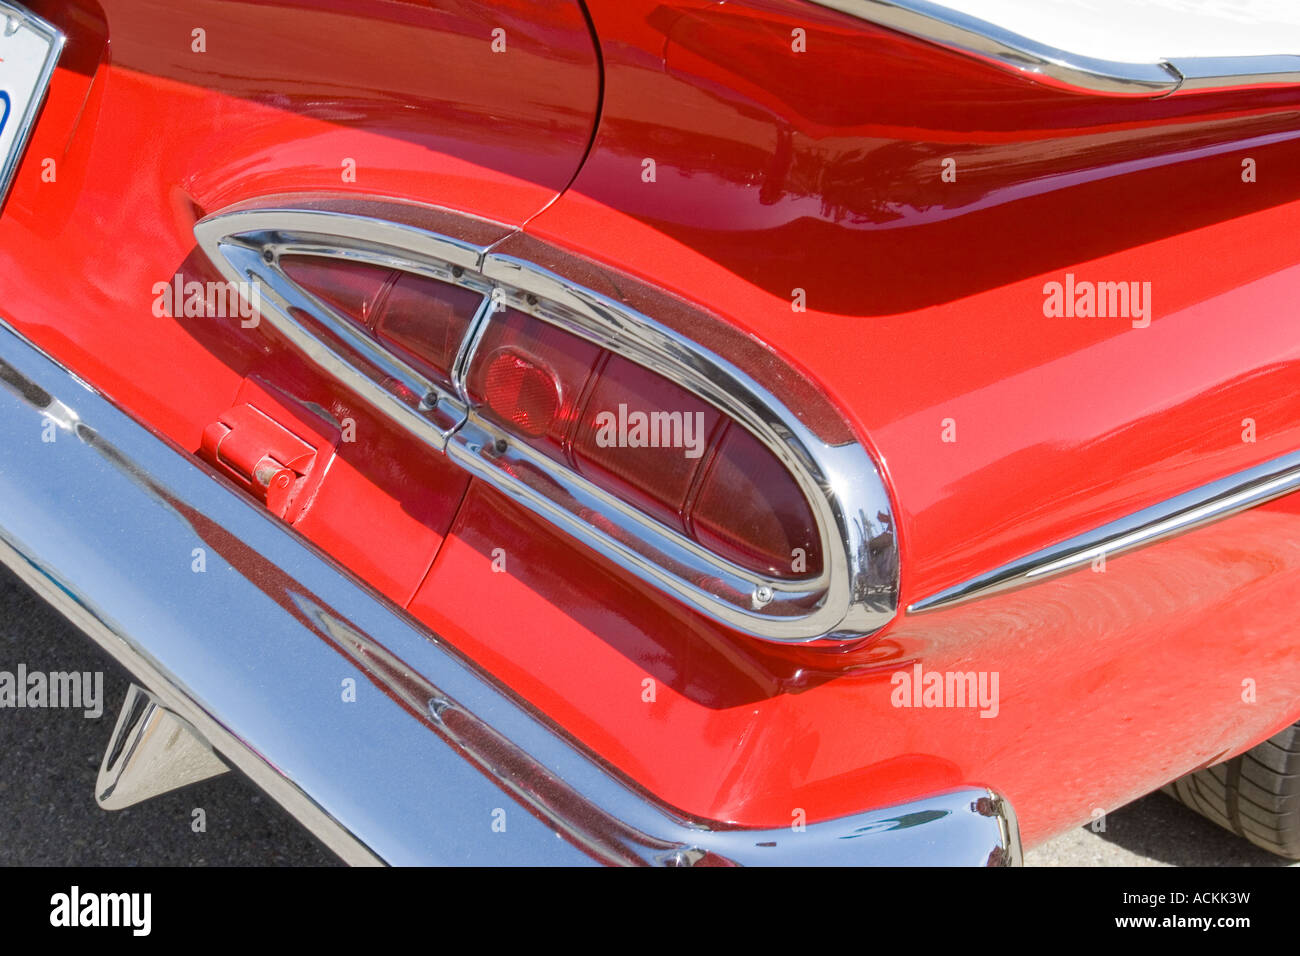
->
[751,585,775,610]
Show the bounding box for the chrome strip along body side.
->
[912,448,1300,612]
[808,0,1300,97]
[0,319,1019,866]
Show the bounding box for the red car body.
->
[3,0,1300,863]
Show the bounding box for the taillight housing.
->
[464,315,821,580]
[196,205,898,645]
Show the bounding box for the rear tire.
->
[1163,720,1300,859]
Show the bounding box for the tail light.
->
[278,256,481,391]
[467,306,601,453]
[196,205,898,644]
[279,256,394,325]
[481,347,563,439]
[569,354,723,539]
[374,272,482,389]
[463,311,820,579]
[690,423,823,579]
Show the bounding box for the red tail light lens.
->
[689,424,822,578]
[373,273,482,387]
[280,255,824,581]
[483,349,561,438]
[571,355,721,533]
[466,308,601,456]
[467,312,820,579]
[281,257,480,388]
[280,256,394,326]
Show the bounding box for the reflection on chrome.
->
[811,0,1300,97]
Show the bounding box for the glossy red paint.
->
[496,0,1300,837]
[0,0,600,602]
[413,482,1300,841]
[2,0,1300,850]
[544,0,1300,608]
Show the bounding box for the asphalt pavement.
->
[0,564,337,866]
[0,564,1293,867]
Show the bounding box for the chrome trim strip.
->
[808,0,1300,96]
[450,292,497,406]
[195,208,899,644]
[0,2,66,206]
[0,318,1017,865]
[1172,54,1300,93]
[911,448,1300,612]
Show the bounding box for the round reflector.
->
[483,349,561,438]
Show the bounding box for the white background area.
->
[934,0,1300,62]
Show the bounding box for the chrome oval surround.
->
[810,0,1300,97]
[194,207,899,644]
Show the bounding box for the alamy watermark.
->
[0,664,103,718]
[50,886,150,936]
[890,663,999,718]
[1043,273,1152,328]
[152,274,260,326]
[592,404,708,459]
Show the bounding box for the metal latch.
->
[199,404,318,521]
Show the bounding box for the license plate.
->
[0,2,63,206]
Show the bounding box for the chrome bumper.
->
[0,319,1022,866]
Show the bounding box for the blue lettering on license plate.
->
[0,91,10,139]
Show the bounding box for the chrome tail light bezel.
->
[195,203,899,644]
